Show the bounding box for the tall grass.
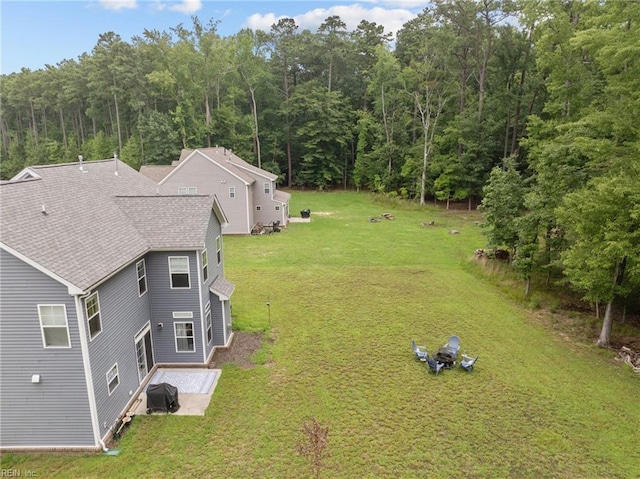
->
[2,191,639,478]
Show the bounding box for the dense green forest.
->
[1,0,639,345]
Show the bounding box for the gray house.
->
[140,147,291,235]
[0,158,233,451]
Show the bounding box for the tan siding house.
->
[140,147,291,235]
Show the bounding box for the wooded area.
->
[1,0,638,345]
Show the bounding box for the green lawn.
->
[3,191,639,478]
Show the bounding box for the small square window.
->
[275,205,280,211]
[256,205,261,211]
[178,187,188,195]
[188,186,197,195]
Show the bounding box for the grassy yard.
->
[3,191,639,478]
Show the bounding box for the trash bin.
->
[300,209,311,218]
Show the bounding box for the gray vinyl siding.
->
[200,214,229,357]
[84,260,153,440]
[160,152,251,234]
[252,179,283,226]
[0,249,94,448]
[209,292,227,347]
[146,251,204,363]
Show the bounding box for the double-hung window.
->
[169,256,190,289]
[216,236,222,265]
[201,249,208,282]
[264,182,270,194]
[106,363,119,395]
[38,304,70,348]
[229,186,236,198]
[137,259,147,296]
[85,292,102,340]
[174,321,195,352]
[205,302,212,344]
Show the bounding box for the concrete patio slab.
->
[128,368,221,417]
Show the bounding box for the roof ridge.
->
[30,158,119,169]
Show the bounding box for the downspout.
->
[196,249,206,363]
[246,184,251,233]
[74,294,102,450]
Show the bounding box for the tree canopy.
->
[2,1,639,345]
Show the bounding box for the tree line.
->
[1,1,638,345]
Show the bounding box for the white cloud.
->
[244,4,418,39]
[168,0,202,14]
[99,0,137,11]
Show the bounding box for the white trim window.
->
[85,292,102,340]
[178,186,197,195]
[137,259,147,296]
[174,322,195,352]
[38,304,71,348]
[169,256,190,289]
[264,182,270,194]
[178,187,187,195]
[229,186,236,198]
[202,249,208,282]
[216,236,222,265]
[188,186,197,195]
[106,363,120,395]
[205,302,212,344]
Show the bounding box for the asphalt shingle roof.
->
[139,165,176,183]
[1,159,216,291]
[114,195,214,249]
[210,276,235,300]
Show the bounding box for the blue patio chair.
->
[443,335,460,354]
[459,354,478,372]
[411,340,428,361]
[426,358,445,376]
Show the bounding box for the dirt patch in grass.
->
[210,331,265,369]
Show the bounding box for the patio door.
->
[134,324,154,384]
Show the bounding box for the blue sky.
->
[1,0,426,74]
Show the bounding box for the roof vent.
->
[78,155,84,172]
[41,204,48,215]
[114,152,119,176]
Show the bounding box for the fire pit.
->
[434,348,457,368]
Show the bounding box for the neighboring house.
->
[0,158,234,451]
[140,147,291,235]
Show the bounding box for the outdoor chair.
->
[426,358,445,376]
[459,354,478,372]
[443,335,460,354]
[411,340,428,361]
